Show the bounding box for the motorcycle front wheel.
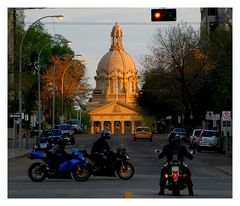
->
[71,164,91,181]
[28,162,47,182]
[116,162,134,180]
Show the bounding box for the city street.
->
[8,134,232,198]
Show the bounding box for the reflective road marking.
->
[124,192,133,198]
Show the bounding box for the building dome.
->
[97,49,138,76]
[92,23,139,105]
[96,23,137,76]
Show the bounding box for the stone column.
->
[121,121,125,134]
[101,121,104,132]
[91,122,94,134]
[131,121,135,132]
[110,121,114,134]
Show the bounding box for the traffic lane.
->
[8,161,231,198]
[8,134,232,198]
[108,134,232,197]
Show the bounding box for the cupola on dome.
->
[96,23,138,76]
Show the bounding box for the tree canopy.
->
[138,23,232,128]
[9,18,91,125]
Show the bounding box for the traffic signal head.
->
[151,9,176,21]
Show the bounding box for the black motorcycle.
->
[155,149,196,196]
[81,146,134,180]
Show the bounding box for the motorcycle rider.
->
[46,136,68,170]
[91,129,115,168]
[158,131,194,195]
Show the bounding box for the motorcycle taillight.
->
[173,171,179,181]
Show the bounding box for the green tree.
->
[9,20,74,116]
[195,26,232,114]
[139,23,209,127]
[139,22,232,127]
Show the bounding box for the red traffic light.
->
[151,9,176,21]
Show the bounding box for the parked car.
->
[56,124,75,145]
[172,128,187,141]
[133,127,153,141]
[190,129,223,152]
[38,129,64,151]
[68,119,82,134]
[189,129,202,149]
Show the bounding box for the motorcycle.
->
[27,148,91,182]
[155,149,196,196]
[81,145,135,180]
[33,135,74,153]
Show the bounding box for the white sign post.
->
[222,111,231,173]
[222,111,231,121]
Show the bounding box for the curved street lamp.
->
[18,15,63,149]
[61,55,82,122]
[37,40,71,138]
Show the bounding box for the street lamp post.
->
[18,15,63,149]
[37,42,51,139]
[37,40,71,138]
[61,56,82,122]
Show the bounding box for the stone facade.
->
[88,23,142,134]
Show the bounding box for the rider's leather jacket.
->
[158,141,193,163]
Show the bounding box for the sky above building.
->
[23,8,201,88]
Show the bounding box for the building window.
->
[130,82,134,93]
[101,82,106,93]
[115,80,120,93]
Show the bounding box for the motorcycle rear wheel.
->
[28,162,47,182]
[116,162,134,180]
[71,164,91,181]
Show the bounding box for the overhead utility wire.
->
[25,21,201,26]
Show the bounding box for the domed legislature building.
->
[87,23,143,134]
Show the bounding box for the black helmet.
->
[101,129,111,140]
[168,132,179,143]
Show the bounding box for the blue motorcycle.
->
[27,148,91,182]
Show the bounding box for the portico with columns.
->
[89,101,142,134]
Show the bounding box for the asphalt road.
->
[8,133,232,198]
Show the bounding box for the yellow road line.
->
[124,192,133,198]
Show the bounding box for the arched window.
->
[101,81,106,93]
[115,79,120,93]
[130,82,134,93]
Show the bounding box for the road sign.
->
[9,113,21,118]
[206,111,213,120]
[222,111,231,121]
[166,116,172,120]
[212,114,220,121]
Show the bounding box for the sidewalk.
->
[8,148,32,159]
[8,137,36,159]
